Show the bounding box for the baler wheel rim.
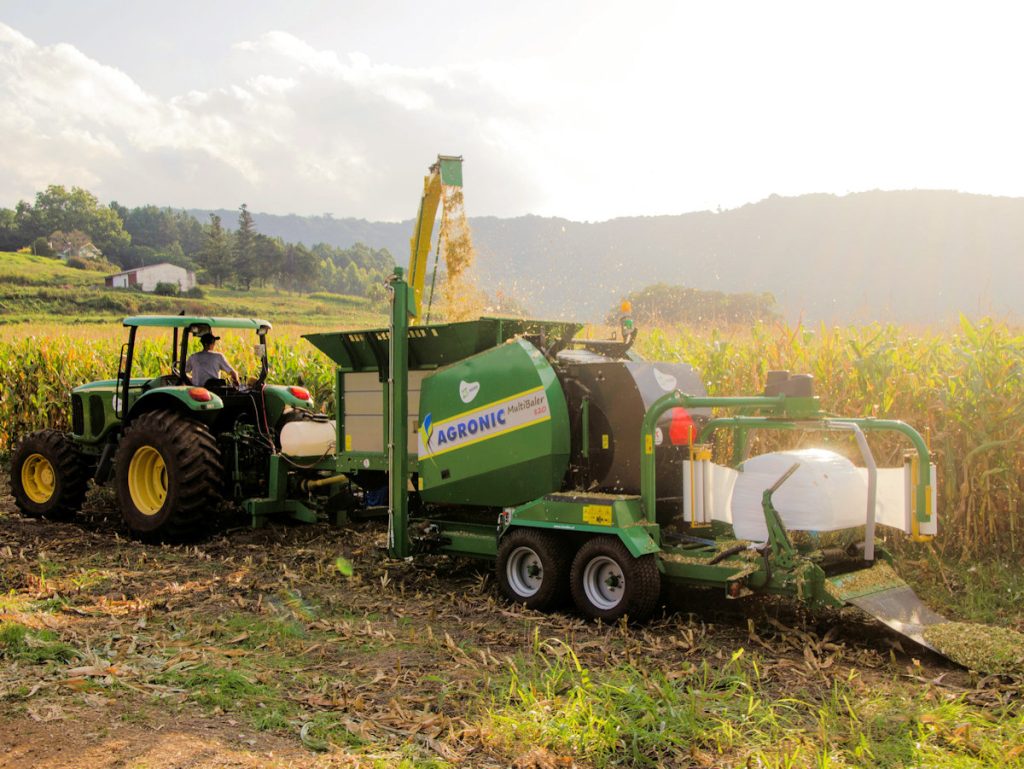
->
[506,545,545,597]
[570,536,661,623]
[581,554,625,611]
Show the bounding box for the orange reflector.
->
[620,300,632,314]
[668,407,696,445]
[188,387,212,402]
[289,386,311,400]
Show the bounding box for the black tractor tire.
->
[570,536,661,623]
[496,528,572,611]
[9,430,89,521]
[114,410,222,541]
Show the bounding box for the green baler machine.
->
[304,269,952,654]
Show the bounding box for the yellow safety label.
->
[692,445,712,461]
[344,434,352,451]
[601,434,609,450]
[582,504,613,526]
[645,434,653,455]
[418,476,424,491]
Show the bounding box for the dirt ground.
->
[0,470,1002,769]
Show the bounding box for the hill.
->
[197,190,1024,323]
[0,251,383,327]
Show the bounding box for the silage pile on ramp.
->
[827,561,1024,675]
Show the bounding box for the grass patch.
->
[157,663,282,715]
[482,639,1024,768]
[486,642,759,765]
[900,555,1024,626]
[0,621,79,664]
[30,595,71,612]
[0,592,29,612]
[218,611,308,649]
[156,660,370,752]
[301,712,366,750]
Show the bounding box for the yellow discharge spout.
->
[407,155,463,319]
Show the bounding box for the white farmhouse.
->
[105,263,196,292]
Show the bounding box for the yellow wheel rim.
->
[21,453,56,504]
[127,445,167,516]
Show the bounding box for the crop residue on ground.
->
[923,621,1024,675]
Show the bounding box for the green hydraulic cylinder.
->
[388,268,411,558]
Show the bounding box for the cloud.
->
[0,23,542,218]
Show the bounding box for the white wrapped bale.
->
[730,449,867,541]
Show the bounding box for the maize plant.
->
[2,317,1022,557]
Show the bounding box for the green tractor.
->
[9,316,326,540]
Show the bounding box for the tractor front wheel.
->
[115,410,222,541]
[9,430,89,521]
[570,536,660,623]
[496,528,571,611]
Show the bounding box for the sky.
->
[1,1,1023,222]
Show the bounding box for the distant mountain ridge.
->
[191,190,1024,323]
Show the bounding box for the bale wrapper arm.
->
[638,389,947,651]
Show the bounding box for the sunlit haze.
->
[2,1,1022,221]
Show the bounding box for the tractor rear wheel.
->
[9,430,89,521]
[570,536,660,623]
[115,410,222,541]
[496,528,571,611]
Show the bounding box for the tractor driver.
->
[186,332,240,388]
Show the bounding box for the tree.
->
[173,210,205,260]
[253,233,284,288]
[0,209,20,251]
[200,214,232,287]
[279,243,320,292]
[109,201,130,225]
[16,185,130,258]
[32,236,55,257]
[123,205,178,250]
[366,281,388,308]
[233,203,257,290]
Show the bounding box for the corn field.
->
[2,317,1022,557]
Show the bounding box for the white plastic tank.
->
[280,419,337,458]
